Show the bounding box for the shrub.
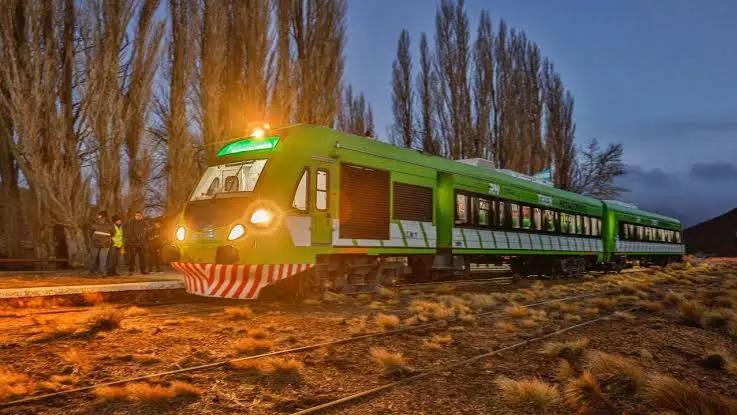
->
[563,371,610,413]
[542,338,590,362]
[586,351,646,393]
[376,287,397,299]
[233,338,272,355]
[677,300,706,326]
[0,366,34,401]
[375,313,400,331]
[86,306,125,333]
[224,306,253,319]
[646,374,737,415]
[494,376,559,411]
[495,321,517,333]
[464,293,496,310]
[369,347,408,375]
[95,381,201,402]
[58,348,91,373]
[504,303,529,319]
[246,328,269,339]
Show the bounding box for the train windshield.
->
[190,159,267,201]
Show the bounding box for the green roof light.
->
[216,136,280,157]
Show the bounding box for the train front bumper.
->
[171,262,314,299]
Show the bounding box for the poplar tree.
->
[392,30,413,148]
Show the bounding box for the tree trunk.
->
[64,226,88,268]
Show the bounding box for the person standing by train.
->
[107,215,124,276]
[147,220,163,272]
[124,211,149,275]
[89,211,114,276]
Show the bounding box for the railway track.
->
[292,306,641,415]
[0,287,625,409]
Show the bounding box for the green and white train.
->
[163,124,684,299]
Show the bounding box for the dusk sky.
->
[343,0,737,227]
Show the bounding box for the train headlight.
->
[227,224,246,240]
[250,208,272,226]
[175,226,186,241]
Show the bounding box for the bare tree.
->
[0,0,90,265]
[160,0,201,214]
[570,140,626,198]
[336,85,374,137]
[391,30,413,148]
[416,32,439,155]
[543,60,576,189]
[434,0,472,159]
[0,1,21,257]
[269,0,295,127]
[198,0,227,149]
[472,10,494,159]
[289,0,346,126]
[123,0,164,213]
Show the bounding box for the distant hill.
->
[684,208,737,256]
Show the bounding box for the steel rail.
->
[0,288,619,409]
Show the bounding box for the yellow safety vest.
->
[112,225,124,248]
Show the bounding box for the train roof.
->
[273,124,603,209]
[601,200,681,226]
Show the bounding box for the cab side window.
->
[292,169,309,211]
[316,169,329,211]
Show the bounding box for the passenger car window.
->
[498,201,506,227]
[533,208,542,231]
[510,204,520,229]
[292,170,309,211]
[316,169,329,210]
[522,206,531,229]
[455,194,468,225]
[478,199,490,226]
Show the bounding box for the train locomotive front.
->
[164,126,327,299]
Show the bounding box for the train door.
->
[311,165,333,245]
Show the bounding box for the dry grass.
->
[665,291,687,306]
[38,375,79,392]
[370,347,409,375]
[556,359,577,381]
[262,357,303,376]
[638,300,664,312]
[376,287,397,299]
[86,306,125,333]
[423,333,452,350]
[124,306,148,317]
[224,306,253,319]
[590,297,618,310]
[94,381,201,402]
[612,311,637,322]
[302,298,322,306]
[494,376,559,411]
[58,348,91,372]
[563,371,611,413]
[246,328,269,339]
[0,366,34,401]
[646,374,737,415]
[702,308,737,330]
[677,300,706,326]
[375,313,400,331]
[495,321,517,333]
[504,303,529,319]
[542,338,590,362]
[433,283,455,294]
[408,300,453,321]
[233,338,272,355]
[586,351,646,393]
[463,293,496,310]
[346,317,368,336]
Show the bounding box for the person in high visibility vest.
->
[108,215,124,276]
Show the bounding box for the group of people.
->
[89,210,164,276]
